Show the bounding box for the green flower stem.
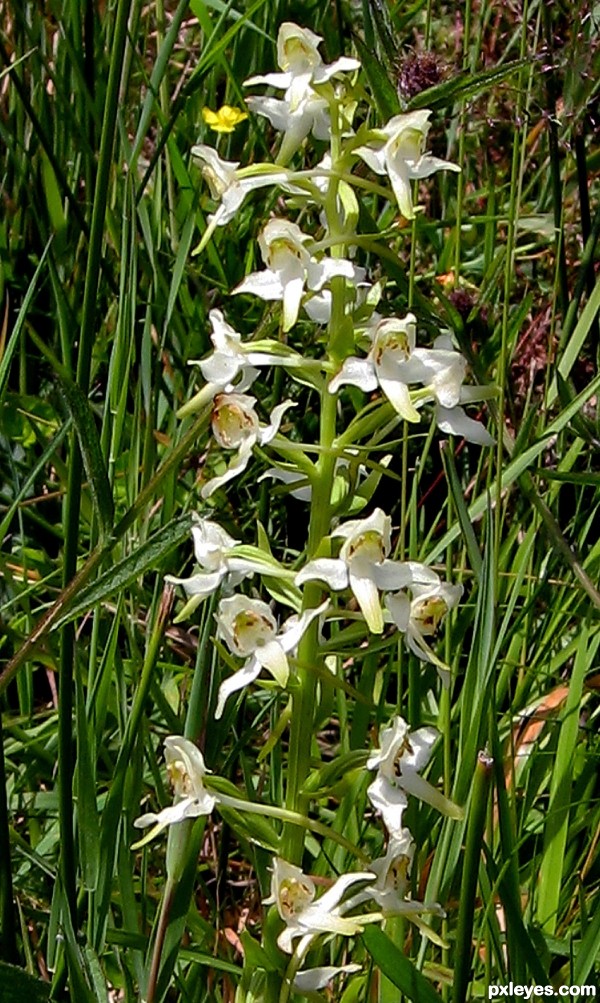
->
[283,390,338,865]
[282,96,348,865]
[209,785,369,864]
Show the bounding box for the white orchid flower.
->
[367,716,462,822]
[201,392,295,499]
[344,829,445,943]
[164,518,275,618]
[233,219,363,332]
[246,90,331,166]
[245,23,360,111]
[329,313,421,421]
[355,109,460,218]
[132,736,216,847]
[385,572,463,683]
[348,828,438,912]
[191,146,291,228]
[193,308,303,390]
[215,596,328,718]
[329,319,493,443]
[264,858,375,954]
[295,508,439,634]
[367,828,416,908]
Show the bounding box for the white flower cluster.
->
[134,22,490,994]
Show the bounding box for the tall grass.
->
[1,1,599,1001]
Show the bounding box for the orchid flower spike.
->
[264,858,375,954]
[215,596,329,718]
[132,736,216,847]
[233,219,363,331]
[201,392,295,499]
[355,109,460,219]
[367,716,462,827]
[295,508,439,634]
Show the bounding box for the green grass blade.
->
[536,623,597,933]
[361,926,443,1003]
[53,514,195,628]
[57,378,114,541]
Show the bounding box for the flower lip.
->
[211,393,260,450]
[265,856,376,954]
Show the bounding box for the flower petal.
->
[436,405,494,445]
[278,599,329,653]
[244,71,291,89]
[164,569,224,598]
[201,440,254,499]
[295,558,349,591]
[293,965,361,992]
[215,654,262,719]
[233,269,285,301]
[349,570,384,634]
[399,769,463,819]
[258,400,296,446]
[329,357,378,394]
[367,775,408,837]
[354,143,387,176]
[378,376,420,422]
[408,154,461,179]
[255,640,290,687]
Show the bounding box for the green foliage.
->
[1,1,599,1001]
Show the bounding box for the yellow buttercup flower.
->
[202,105,248,133]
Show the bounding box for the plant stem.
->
[452,750,493,1003]
[282,95,347,865]
[283,390,338,863]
